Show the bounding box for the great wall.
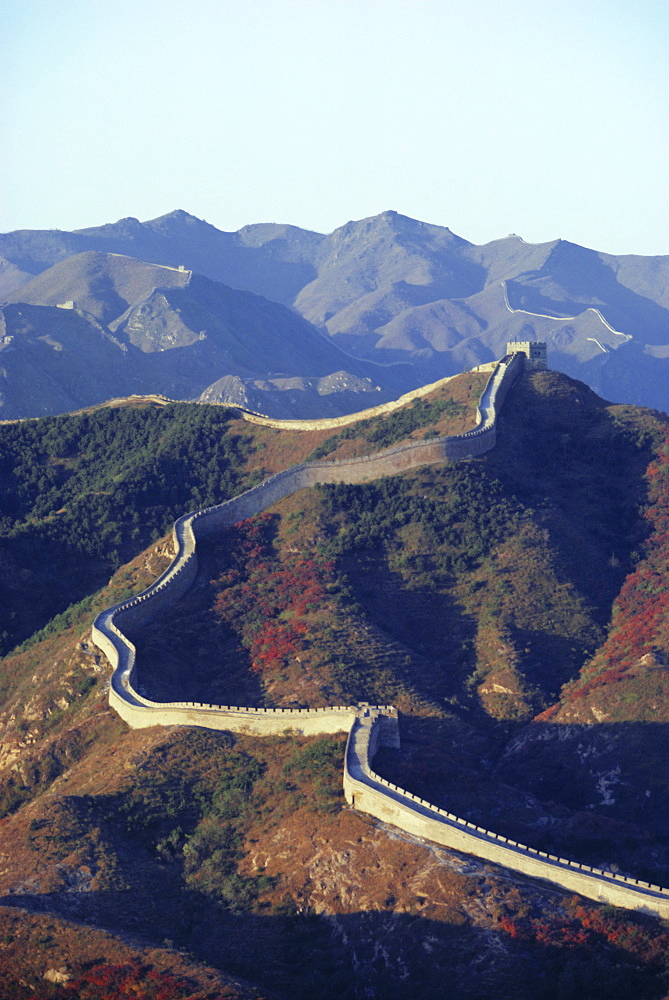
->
[90,350,669,921]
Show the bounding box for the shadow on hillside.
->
[127,536,267,707]
[2,887,665,1000]
[509,626,600,700]
[375,717,669,889]
[132,607,266,707]
[338,549,478,707]
[495,720,669,832]
[487,372,656,616]
[0,533,118,657]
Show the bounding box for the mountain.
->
[2,369,669,996]
[3,249,191,323]
[0,210,323,307]
[3,209,669,415]
[0,251,403,419]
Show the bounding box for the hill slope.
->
[1,371,669,997]
[0,252,405,419]
[3,209,669,413]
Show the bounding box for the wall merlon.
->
[91,355,669,919]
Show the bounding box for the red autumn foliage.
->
[565,432,669,702]
[500,898,669,968]
[33,961,224,999]
[211,514,335,678]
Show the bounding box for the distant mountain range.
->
[1,209,668,418]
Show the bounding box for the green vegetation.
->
[0,402,251,654]
[26,730,274,909]
[318,464,523,573]
[313,464,605,716]
[24,728,344,919]
[310,369,669,721]
[306,395,466,459]
[280,737,346,814]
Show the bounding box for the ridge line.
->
[90,353,669,918]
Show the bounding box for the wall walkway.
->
[89,353,669,920]
[344,713,669,919]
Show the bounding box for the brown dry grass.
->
[0,906,265,998]
[234,371,487,473]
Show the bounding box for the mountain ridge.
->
[2,368,669,995]
[3,208,669,415]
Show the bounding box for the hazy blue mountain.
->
[0,251,402,419]
[0,210,323,306]
[2,209,669,413]
[0,303,135,417]
[4,250,191,324]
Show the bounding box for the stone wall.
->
[88,353,669,921]
[231,372,463,432]
[94,353,523,710]
[343,715,669,920]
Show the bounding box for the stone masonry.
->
[90,352,669,920]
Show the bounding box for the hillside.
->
[0,251,407,420]
[0,372,484,659]
[1,369,669,997]
[3,209,669,414]
[3,251,191,324]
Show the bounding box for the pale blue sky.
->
[2,0,668,254]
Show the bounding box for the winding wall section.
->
[90,353,669,920]
[344,712,669,919]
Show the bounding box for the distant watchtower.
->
[506,341,547,369]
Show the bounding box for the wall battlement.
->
[89,352,669,920]
[343,715,669,918]
[506,340,547,369]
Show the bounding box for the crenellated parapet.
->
[343,714,669,918]
[88,353,669,920]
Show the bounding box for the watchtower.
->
[506,341,547,368]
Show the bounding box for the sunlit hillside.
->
[1,369,669,998]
